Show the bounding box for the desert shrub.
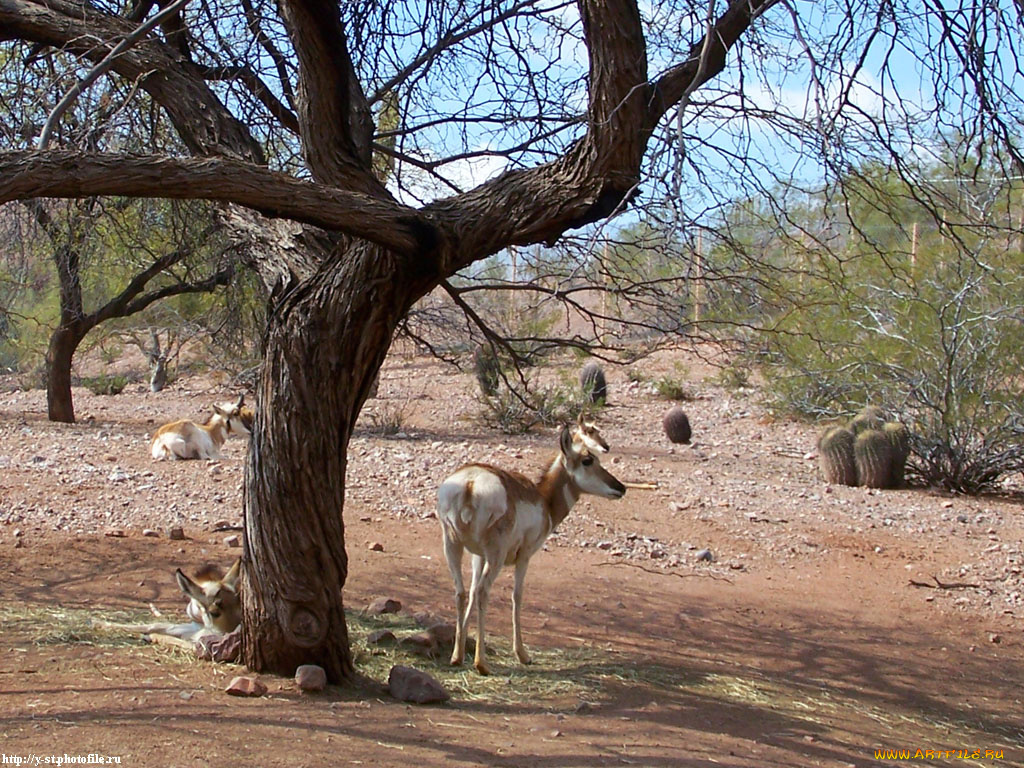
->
[714,364,750,391]
[81,373,127,395]
[762,248,1024,494]
[367,401,409,436]
[479,379,594,435]
[653,375,694,401]
[473,345,501,396]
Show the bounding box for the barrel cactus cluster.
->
[817,406,911,489]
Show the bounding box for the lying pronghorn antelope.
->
[99,560,242,649]
[438,424,625,675]
[573,412,609,454]
[151,395,249,460]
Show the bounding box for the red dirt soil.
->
[1,350,1021,767]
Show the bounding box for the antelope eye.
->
[581,456,594,466]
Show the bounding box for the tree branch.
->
[0,151,435,256]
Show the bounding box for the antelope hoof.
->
[516,649,532,665]
[449,653,464,667]
[474,660,491,676]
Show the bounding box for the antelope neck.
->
[538,455,581,529]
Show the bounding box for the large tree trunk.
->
[46,323,86,423]
[241,241,432,680]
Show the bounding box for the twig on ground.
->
[908,575,981,590]
[596,560,734,584]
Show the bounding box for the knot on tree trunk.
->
[285,604,327,647]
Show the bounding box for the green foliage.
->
[653,374,694,401]
[714,364,750,391]
[756,163,1024,493]
[80,373,127,395]
[473,345,501,396]
[479,377,597,436]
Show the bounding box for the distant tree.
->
[25,197,234,422]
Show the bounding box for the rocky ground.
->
[0,348,1021,766]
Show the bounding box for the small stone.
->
[366,597,402,615]
[956,514,968,523]
[225,676,267,697]
[196,628,241,662]
[168,527,186,540]
[104,528,126,538]
[179,691,193,700]
[387,665,450,704]
[13,539,23,549]
[142,529,160,538]
[367,629,397,645]
[224,534,241,548]
[695,548,714,562]
[989,633,1002,644]
[399,632,440,658]
[369,542,385,552]
[295,664,327,692]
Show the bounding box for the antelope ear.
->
[577,412,585,427]
[175,569,205,602]
[223,558,241,589]
[559,424,574,456]
[235,394,245,408]
[213,404,227,417]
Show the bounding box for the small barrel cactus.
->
[883,421,911,487]
[849,405,886,436]
[580,361,608,404]
[817,426,857,486]
[662,406,692,444]
[854,428,895,488]
[473,346,501,396]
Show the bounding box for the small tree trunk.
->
[241,244,428,681]
[46,324,85,423]
[150,357,168,392]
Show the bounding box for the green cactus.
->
[580,361,607,404]
[883,421,911,487]
[662,406,692,444]
[854,428,895,488]
[817,426,857,486]
[849,405,886,436]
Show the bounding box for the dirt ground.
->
[1,349,1022,767]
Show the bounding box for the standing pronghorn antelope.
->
[150,395,249,460]
[438,425,625,675]
[99,560,242,648]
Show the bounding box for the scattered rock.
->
[168,527,186,540]
[366,597,402,615]
[295,664,327,692]
[369,541,385,552]
[142,529,160,538]
[989,633,1002,644]
[196,628,241,662]
[399,632,440,658]
[367,629,397,646]
[223,534,241,547]
[695,548,714,562]
[104,528,126,538]
[387,665,450,704]
[225,676,267,697]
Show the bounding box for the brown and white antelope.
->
[99,559,242,648]
[438,424,625,675]
[150,395,249,460]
